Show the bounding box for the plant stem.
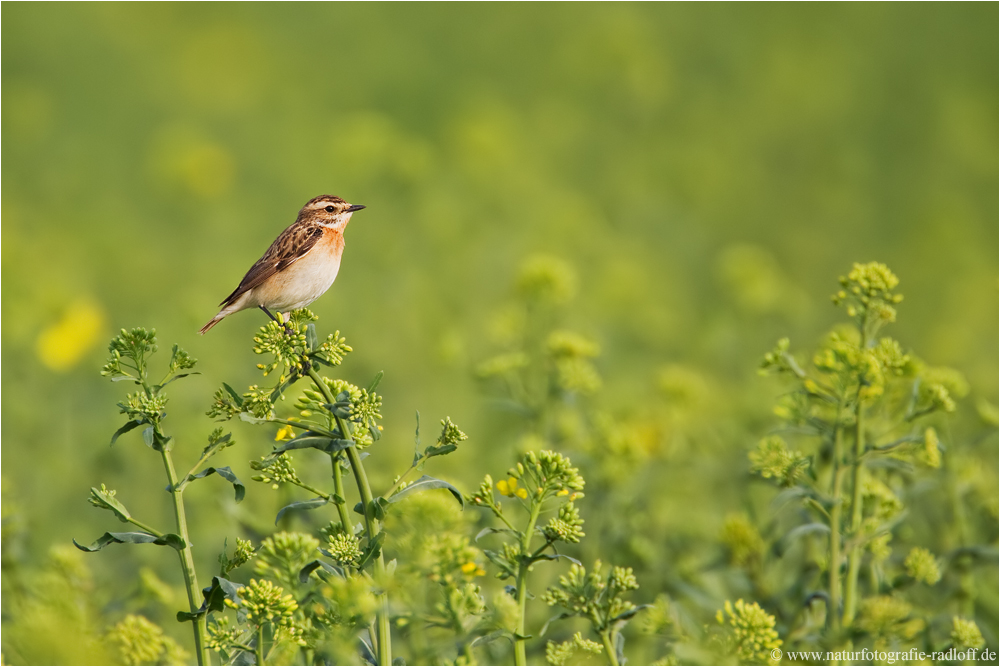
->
[828,422,845,630]
[161,448,210,666]
[514,497,544,666]
[601,629,620,667]
[842,321,869,627]
[126,516,164,537]
[308,367,391,666]
[330,452,354,531]
[256,625,265,667]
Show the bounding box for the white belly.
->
[252,249,342,311]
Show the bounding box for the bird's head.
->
[299,195,365,231]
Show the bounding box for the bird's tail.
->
[198,315,224,335]
[199,292,252,335]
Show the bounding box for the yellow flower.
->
[496,477,528,499]
[275,425,295,441]
[36,299,105,371]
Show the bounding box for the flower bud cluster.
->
[437,416,468,448]
[545,632,603,666]
[543,502,585,543]
[255,531,320,589]
[514,450,586,500]
[832,262,903,326]
[715,599,782,665]
[748,436,805,486]
[326,532,363,568]
[242,385,275,420]
[904,547,941,585]
[427,534,485,584]
[543,561,639,632]
[120,391,168,425]
[467,474,500,511]
[207,387,241,420]
[105,613,187,666]
[206,616,242,652]
[253,319,309,379]
[228,578,298,629]
[250,453,300,489]
[951,617,985,649]
[517,254,577,305]
[316,330,352,366]
[101,328,158,379]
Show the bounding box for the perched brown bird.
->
[199,195,364,334]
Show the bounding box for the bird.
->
[199,195,365,334]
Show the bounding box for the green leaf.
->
[422,444,458,459]
[778,522,830,555]
[181,466,246,503]
[273,435,352,455]
[356,531,386,571]
[73,531,186,552]
[177,576,243,621]
[323,402,353,419]
[534,553,582,566]
[200,430,234,460]
[367,370,384,393]
[482,549,516,578]
[141,427,171,452]
[358,636,377,666]
[475,527,519,541]
[157,372,200,390]
[614,631,626,666]
[387,475,464,508]
[470,630,511,648]
[110,419,144,446]
[89,487,131,522]
[299,559,344,583]
[275,497,329,524]
[305,323,319,352]
[371,497,390,521]
[222,382,244,407]
[238,412,268,424]
[610,603,652,624]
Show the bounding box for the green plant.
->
[78,328,243,665]
[206,309,469,666]
[753,262,978,656]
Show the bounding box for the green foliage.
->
[747,262,995,658]
[4,5,997,664]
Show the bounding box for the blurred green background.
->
[3,3,997,664]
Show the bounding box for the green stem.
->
[331,453,354,531]
[256,624,265,667]
[829,422,845,631]
[383,460,422,499]
[601,629,620,667]
[126,516,164,537]
[514,497,544,666]
[161,448,210,666]
[308,367,391,666]
[292,478,334,501]
[842,321,869,627]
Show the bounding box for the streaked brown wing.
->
[220,222,325,306]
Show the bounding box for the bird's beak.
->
[347,204,366,213]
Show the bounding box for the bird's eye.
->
[324,205,335,212]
